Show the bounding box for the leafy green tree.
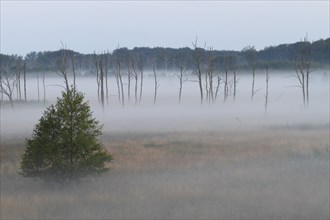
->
[20,87,113,181]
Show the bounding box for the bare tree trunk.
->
[233,69,238,102]
[301,69,305,105]
[175,59,187,104]
[231,56,238,102]
[206,47,215,103]
[139,55,144,103]
[214,75,221,101]
[223,72,228,103]
[223,56,229,103]
[295,68,305,105]
[294,35,311,107]
[251,67,256,101]
[105,53,109,104]
[42,72,46,105]
[306,71,309,104]
[114,51,124,107]
[56,49,70,91]
[208,71,214,103]
[134,73,138,104]
[93,52,100,103]
[126,54,134,103]
[243,46,257,102]
[118,68,125,107]
[139,68,143,103]
[132,60,139,105]
[265,66,270,115]
[192,37,204,104]
[305,40,312,106]
[178,74,183,103]
[115,69,121,104]
[37,72,40,102]
[69,52,76,89]
[197,69,203,104]
[0,70,17,108]
[192,38,204,104]
[127,68,131,102]
[153,64,159,105]
[16,58,22,100]
[23,62,27,102]
[99,60,105,109]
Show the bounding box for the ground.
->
[1,127,329,219]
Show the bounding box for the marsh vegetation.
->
[1,128,329,219]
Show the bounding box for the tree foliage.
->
[20,87,113,181]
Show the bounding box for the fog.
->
[1,70,329,136]
[1,70,329,219]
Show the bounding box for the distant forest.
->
[1,38,329,75]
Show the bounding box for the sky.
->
[1,0,329,56]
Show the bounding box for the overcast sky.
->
[1,1,329,56]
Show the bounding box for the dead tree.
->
[265,65,270,115]
[104,51,110,104]
[152,64,159,105]
[214,75,222,101]
[56,49,70,91]
[68,51,77,89]
[42,72,46,105]
[175,55,188,103]
[231,56,239,102]
[192,37,205,104]
[132,58,140,104]
[23,61,27,101]
[138,55,144,103]
[99,59,105,108]
[0,70,17,108]
[126,54,134,102]
[15,57,22,100]
[243,46,257,101]
[223,56,229,103]
[294,35,312,106]
[114,50,125,107]
[205,47,216,103]
[94,52,110,108]
[37,72,40,101]
[130,54,144,104]
[93,52,100,102]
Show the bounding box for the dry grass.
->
[1,127,329,219]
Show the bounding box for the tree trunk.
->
[94,53,100,103]
[16,59,22,100]
[139,56,144,103]
[153,65,159,105]
[251,68,256,101]
[265,66,270,115]
[99,60,105,109]
[37,72,40,102]
[215,75,221,101]
[197,70,203,104]
[23,62,27,102]
[127,65,131,102]
[233,70,237,102]
[118,68,125,107]
[42,72,46,105]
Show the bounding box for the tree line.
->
[1,38,328,73]
[0,37,326,109]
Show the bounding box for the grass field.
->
[1,126,329,219]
